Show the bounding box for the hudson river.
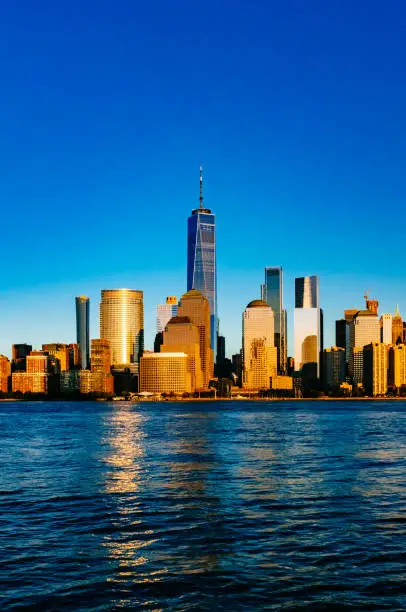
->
[1,401,406,610]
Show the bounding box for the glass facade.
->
[263,267,287,373]
[293,276,322,377]
[99,289,144,371]
[75,296,90,370]
[187,210,217,352]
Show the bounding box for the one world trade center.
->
[187,166,218,352]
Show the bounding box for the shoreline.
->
[1,396,406,402]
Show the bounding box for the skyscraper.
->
[161,315,204,391]
[263,267,287,373]
[363,342,388,396]
[187,167,217,352]
[155,296,178,352]
[177,289,213,387]
[242,300,277,389]
[76,296,90,369]
[293,276,322,377]
[156,296,178,334]
[100,289,144,371]
[392,305,403,345]
[348,309,380,381]
[380,313,392,344]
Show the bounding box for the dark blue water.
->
[1,401,406,611]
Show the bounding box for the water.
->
[1,400,406,611]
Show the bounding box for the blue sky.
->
[0,0,405,357]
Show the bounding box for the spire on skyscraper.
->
[199,165,203,209]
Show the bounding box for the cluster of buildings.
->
[0,169,404,399]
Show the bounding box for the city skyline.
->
[1,2,406,358]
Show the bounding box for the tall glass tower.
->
[75,296,90,369]
[263,267,287,373]
[293,276,322,379]
[187,167,217,351]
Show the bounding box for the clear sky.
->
[1,0,406,358]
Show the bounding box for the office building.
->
[380,313,392,344]
[392,305,403,345]
[388,344,406,389]
[161,315,203,391]
[11,344,32,372]
[294,276,322,377]
[348,309,380,380]
[187,166,218,352]
[12,373,49,394]
[76,296,90,369]
[42,344,70,371]
[27,351,57,374]
[60,371,80,394]
[157,296,178,334]
[100,289,144,371]
[140,352,191,394]
[263,266,287,372]
[0,355,11,393]
[155,296,178,352]
[366,298,379,315]
[323,347,346,389]
[79,370,114,395]
[363,342,388,396]
[242,300,277,389]
[68,343,80,369]
[335,319,346,350]
[177,289,213,387]
[91,339,111,373]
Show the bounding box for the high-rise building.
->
[155,296,178,352]
[335,319,346,350]
[242,300,277,389]
[161,315,203,391]
[68,343,80,369]
[187,167,217,352]
[366,298,379,315]
[79,370,114,395]
[27,351,57,374]
[42,344,70,371]
[12,373,49,394]
[157,297,178,334]
[323,347,346,389]
[216,335,226,364]
[348,309,380,380]
[380,314,392,344]
[140,352,191,394]
[388,344,406,389]
[91,339,111,373]
[263,267,287,373]
[100,289,144,371]
[177,289,213,387]
[363,342,388,396]
[392,305,403,345]
[0,355,11,393]
[11,344,32,372]
[293,276,322,377]
[76,296,90,369]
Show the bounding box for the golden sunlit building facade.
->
[12,373,48,394]
[139,352,191,394]
[100,289,144,371]
[161,316,203,390]
[42,344,70,371]
[242,300,277,390]
[0,355,11,392]
[177,289,213,387]
[392,305,403,345]
[388,344,406,389]
[363,342,388,396]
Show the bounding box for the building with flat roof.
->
[140,352,191,394]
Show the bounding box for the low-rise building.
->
[140,352,191,394]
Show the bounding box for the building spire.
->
[199,165,203,209]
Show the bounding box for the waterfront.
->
[1,401,406,610]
